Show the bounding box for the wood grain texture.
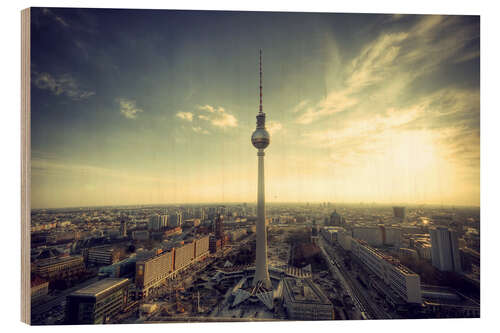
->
[21,7,31,325]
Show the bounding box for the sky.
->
[30,8,480,208]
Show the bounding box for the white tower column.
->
[253,149,271,288]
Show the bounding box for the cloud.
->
[296,90,358,124]
[294,15,479,126]
[192,126,210,135]
[302,86,479,172]
[117,98,143,119]
[267,121,283,135]
[32,71,95,100]
[199,105,216,113]
[176,111,194,121]
[41,8,69,28]
[196,105,238,128]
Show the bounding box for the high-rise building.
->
[215,214,224,240]
[119,215,127,237]
[149,214,168,231]
[251,50,271,288]
[430,227,462,272]
[393,206,407,220]
[168,212,182,228]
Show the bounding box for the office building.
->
[430,227,462,272]
[351,239,422,303]
[352,226,383,246]
[33,255,85,280]
[65,278,130,324]
[168,212,183,228]
[148,214,168,231]
[135,250,173,298]
[393,206,407,220]
[87,246,120,265]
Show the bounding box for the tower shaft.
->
[253,149,271,288]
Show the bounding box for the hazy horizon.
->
[31,9,480,209]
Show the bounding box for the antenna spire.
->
[259,49,263,114]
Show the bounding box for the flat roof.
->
[70,278,129,298]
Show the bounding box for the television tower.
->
[251,49,271,288]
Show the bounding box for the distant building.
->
[86,246,120,265]
[168,212,183,228]
[393,206,407,220]
[310,220,319,245]
[379,225,402,247]
[327,210,345,226]
[65,278,130,324]
[209,235,222,254]
[430,227,462,272]
[282,278,334,320]
[119,220,127,237]
[351,225,401,247]
[132,230,150,241]
[215,214,225,241]
[352,226,383,246]
[33,255,85,281]
[149,214,168,231]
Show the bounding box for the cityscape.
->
[30,202,480,324]
[28,8,480,324]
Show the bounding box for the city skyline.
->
[31,9,480,209]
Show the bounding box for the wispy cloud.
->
[41,8,69,28]
[192,126,210,135]
[117,98,143,119]
[176,111,194,121]
[32,71,95,100]
[196,105,238,128]
[267,121,283,135]
[293,15,479,125]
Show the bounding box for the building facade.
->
[430,227,462,272]
[351,239,422,303]
[65,278,130,324]
[33,255,85,280]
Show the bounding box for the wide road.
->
[319,237,391,320]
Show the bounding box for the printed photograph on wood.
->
[26,8,480,325]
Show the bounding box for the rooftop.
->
[70,278,129,298]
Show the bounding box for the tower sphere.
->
[252,128,270,149]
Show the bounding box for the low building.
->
[87,246,120,265]
[65,278,130,324]
[33,255,85,280]
[282,278,334,320]
[132,230,150,241]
